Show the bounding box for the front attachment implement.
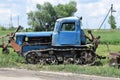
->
[0,25,21,54]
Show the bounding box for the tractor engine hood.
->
[15,32,53,37]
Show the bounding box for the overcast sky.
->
[0,0,120,29]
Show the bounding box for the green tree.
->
[108,15,117,29]
[55,1,77,17]
[27,1,77,31]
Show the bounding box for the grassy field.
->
[0,29,120,77]
[90,30,120,44]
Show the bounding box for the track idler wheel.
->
[25,51,39,64]
[74,51,96,65]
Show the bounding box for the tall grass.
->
[0,48,25,67]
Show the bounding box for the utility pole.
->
[98,4,116,30]
[18,15,19,26]
[110,4,113,29]
[110,4,116,29]
[10,14,13,27]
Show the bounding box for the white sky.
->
[0,0,120,29]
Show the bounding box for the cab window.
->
[61,22,75,31]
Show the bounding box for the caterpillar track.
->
[25,46,97,65]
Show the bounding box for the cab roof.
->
[56,17,79,22]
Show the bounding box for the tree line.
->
[27,1,77,31]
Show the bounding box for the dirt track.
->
[0,68,119,80]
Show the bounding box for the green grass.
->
[91,30,120,44]
[0,30,14,44]
[0,48,25,67]
[40,65,120,78]
[0,30,14,36]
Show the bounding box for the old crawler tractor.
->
[0,17,102,65]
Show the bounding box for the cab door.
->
[59,22,78,45]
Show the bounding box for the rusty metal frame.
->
[10,39,22,53]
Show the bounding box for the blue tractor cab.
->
[52,17,86,46]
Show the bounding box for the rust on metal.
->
[10,39,21,53]
[109,52,120,59]
[0,26,21,54]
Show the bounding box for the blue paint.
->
[16,36,24,45]
[52,17,85,46]
[59,31,78,45]
[16,32,52,37]
[22,45,49,55]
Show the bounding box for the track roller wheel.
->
[25,51,39,64]
[74,54,82,65]
[46,55,58,65]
